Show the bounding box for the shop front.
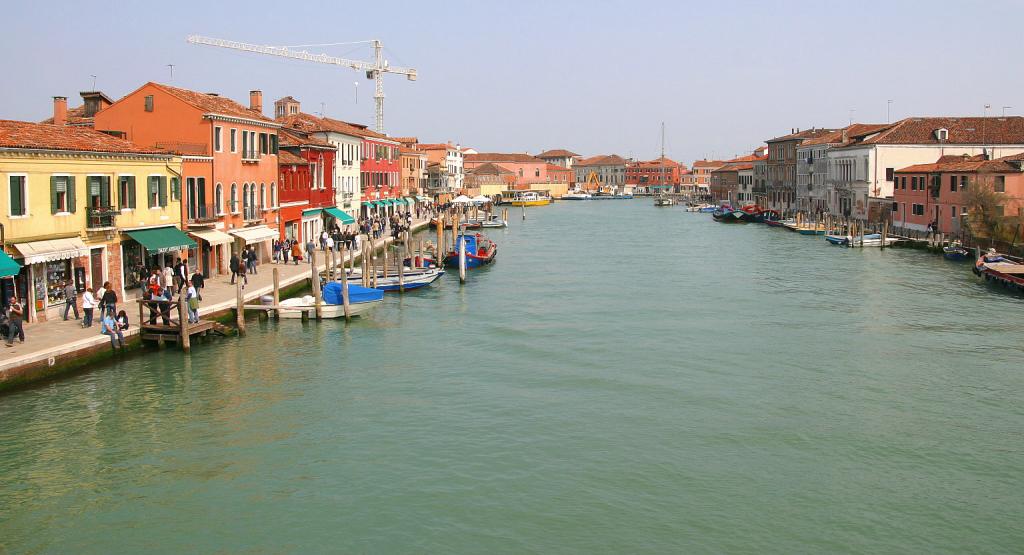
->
[323,206,356,232]
[121,226,197,296]
[11,237,89,322]
[186,228,233,278]
[228,225,278,264]
[302,208,322,244]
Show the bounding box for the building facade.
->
[765,128,837,212]
[1,119,186,322]
[626,157,686,194]
[574,155,628,193]
[276,128,338,243]
[536,149,579,171]
[828,117,1024,220]
[95,82,281,275]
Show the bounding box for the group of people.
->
[229,246,260,285]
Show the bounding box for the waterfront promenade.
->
[0,218,432,389]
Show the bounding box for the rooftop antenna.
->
[887,99,893,123]
[319,102,326,117]
[848,108,856,126]
[354,81,359,104]
[167,64,175,81]
[90,75,97,90]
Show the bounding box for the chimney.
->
[53,96,67,126]
[249,90,263,112]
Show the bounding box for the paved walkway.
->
[0,218,434,377]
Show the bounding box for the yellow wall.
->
[529,181,570,199]
[478,182,508,197]
[0,152,183,244]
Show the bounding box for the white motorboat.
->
[342,266,445,291]
[654,195,676,206]
[562,190,592,200]
[276,283,384,319]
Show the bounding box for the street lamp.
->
[887,100,894,123]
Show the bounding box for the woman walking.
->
[100,281,117,318]
[82,287,97,328]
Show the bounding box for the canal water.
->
[2,200,1023,553]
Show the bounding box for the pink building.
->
[465,153,548,187]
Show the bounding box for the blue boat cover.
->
[322,282,384,304]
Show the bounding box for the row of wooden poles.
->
[792,212,893,248]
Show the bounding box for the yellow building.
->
[1,120,189,322]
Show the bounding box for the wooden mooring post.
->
[339,241,351,321]
[273,267,281,319]
[311,258,323,321]
[235,279,246,336]
[178,293,190,353]
[458,232,467,284]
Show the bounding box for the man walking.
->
[230,253,247,285]
[63,281,79,320]
[5,296,24,347]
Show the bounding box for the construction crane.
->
[186,35,417,134]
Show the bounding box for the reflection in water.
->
[1,201,1023,554]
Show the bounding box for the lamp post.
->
[887,100,893,123]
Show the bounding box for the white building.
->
[274,97,362,218]
[537,149,580,169]
[826,117,1024,218]
[418,143,464,192]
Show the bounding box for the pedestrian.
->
[173,258,184,291]
[273,240,281,263]
[178,258,189,292]
[95,282,106,313]
[186,282,200,324]
[101,281,117,318]
[229,253,247,285]
[63,281,80,320]
[320,230,329,251]
[190,270,205,300]
[4,296,24,347]
[144,289,159,325]
[82,287,97,327]
[100,311,124,351]
[247,246,258,275]
[116,309,130,333]
[281,240,290,264]
[163,264,174,290]
[325,235,334,253]
[291,241,302,264]
[157,286,173,325]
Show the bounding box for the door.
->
[202,242,212,279]
[90,248,104,288]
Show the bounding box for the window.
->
[230,129,237,153]
[891,202,898,212]
[260,183,266,210]
[911,176,918,190]
[960,176,968,190]
[215,183,223,214]
[214,126,222,152]
[271,182,276,207]
[87,176,111,208]
[148,176,167,208]
[51,175,75,213]
[118,175,136,209]
[995,205,1005,217]
[912,203,925,216]
[259,133,268,155]
[950,175,957,192]
[170,177,180,201]
[535,169,540,178]
[242,131,249,159]
[144,95,154,112]
[995,175,1005,192]
[270,134,278,154]
[885,167,894,181]
[230,183,238,212]
[951,206,957,220]
[9,175,27,216]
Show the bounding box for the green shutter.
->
[99,176,110,208]
[148,177,157,207]
[158,176,167,207]
[271,134,278,154]
[127,176,136,209]
[50,176,60,214]
[170,177,180,201]
[11,176,24,215]
[67,175,76,213]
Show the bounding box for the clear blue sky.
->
[4,0,1021,164]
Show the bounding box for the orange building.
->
[95,83,281,276]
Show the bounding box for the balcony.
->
[186,203,220,224]
[242,206,263,223]
[86,207,118,230]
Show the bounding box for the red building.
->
[893,154,1024,234]
[626,157,686,192]
[95,83,281,276]
[277,128,340,243]
[357,129,401,211]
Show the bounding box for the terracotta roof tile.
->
[149,83,274,123]
[692,159,726,167]
[278,150,306,165]
[276,111,392,141]
[468,162,515,175]
[277,127,333,149]
[537,149,580,158]
[0,119,168,154]
[896,154,1022,174]
[467,152,545,163]
[843,116,1024,146]
[575,154,626,166]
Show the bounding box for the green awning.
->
[381,199,394,206]
[302,208,322,218]
[362,201,375,207]
[373,201,386,207]
[125,226,196,254]
[417,195,431,202]
[392,198,406,206]
[405,197,417,205]
[0,251,21,278]
[324,206,355,224]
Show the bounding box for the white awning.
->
[228,225,278,245]
[188,228,234,246]
[13,238,89,265]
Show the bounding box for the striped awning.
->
[13,237,89,265]
[228,225,278,245]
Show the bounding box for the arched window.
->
[242,183,249,214]
[230,183,237,212]
[260,183,266,210]
[271,182,277,207]
[249,186,256,215]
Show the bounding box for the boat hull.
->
[343,268,445,291]
[509,199,551,206]
[276,298,382,319]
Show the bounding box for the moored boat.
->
[825,233,901,247]
[943,241,971,261]
[509,191,552,206]
[444,233,497,269]
[562,189,592,200]
[654,194,676,206]
[342,266,445,292]
[277,283,384,319]
[973,249,1024,293]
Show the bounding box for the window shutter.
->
[67,175,77,213]
[127,176,136,208]
[51,176,60,214]
[148,176,157,206]
[271,134,278,154]
[100,176,111,207]
[158,176,168,207]
[171,177,180,201]
[11,177,22,215]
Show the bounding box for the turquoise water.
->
[2,200,1023,554]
